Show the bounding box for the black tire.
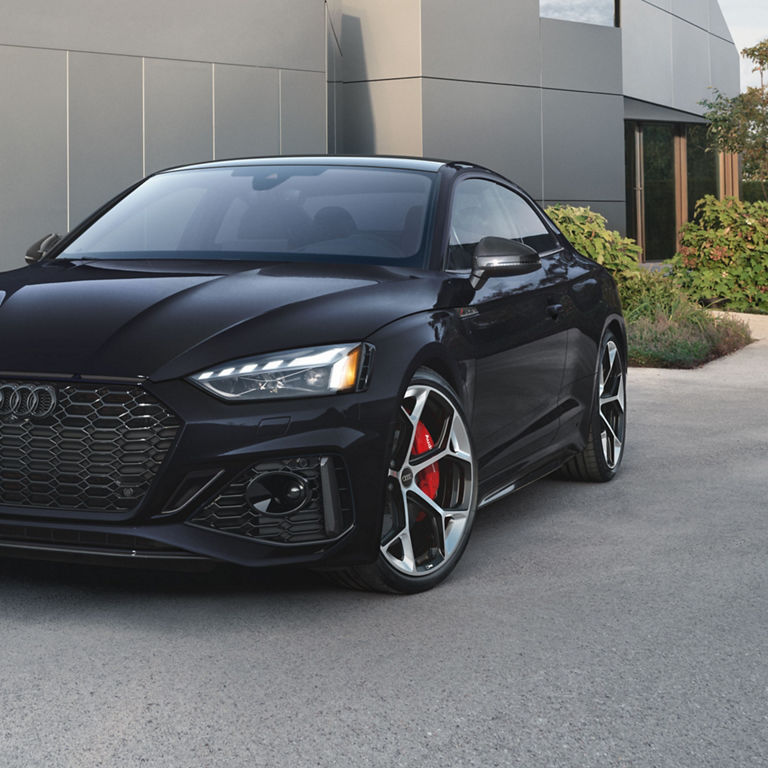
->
[327,368,478,594]
[561,331,626,482]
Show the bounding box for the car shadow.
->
[0,480,564,603]
[0,555,327,597]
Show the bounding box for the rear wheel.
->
[562,331,626,482]
[330,368,477,593]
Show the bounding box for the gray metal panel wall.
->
[421,0,540,86]
[708,0,734,42]
[0,1,327,271]
[340,1,632,231]
[340,0,422,82]
[145,59,213,174]
[420,14,625,222]
[214,65,281,160]
[541,19,623,93]
[0,0,325,71]
[541,91,625,205]
[539,20,625,231]
[422,80,543,198]
[280,70,327,154]
[344,79,423,156]
[622,0,740,110]
[68,53,143,226]
[327,2,344,154]
[0,46,67,268]
[622,1,675,106]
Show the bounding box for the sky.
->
[718,0,768,89]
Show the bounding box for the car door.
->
[447,177,570,486]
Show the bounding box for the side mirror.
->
[470,237,541,288]
[25,233,62,264]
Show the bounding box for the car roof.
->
[164,155,484,174]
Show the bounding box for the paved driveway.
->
[0,331,766,767]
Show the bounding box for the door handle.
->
[547,303,563,319]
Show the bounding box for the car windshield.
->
[59,164,437,267]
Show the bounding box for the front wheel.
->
[330,368,478,593]
[562,331,626,482]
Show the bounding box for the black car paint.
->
[0,157,624,567]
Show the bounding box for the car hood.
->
[0,260,453,380]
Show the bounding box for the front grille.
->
[188,455,353,545]
[0,381,180,513]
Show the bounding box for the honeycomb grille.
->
[188,456,352,545]
[0,381,180,513]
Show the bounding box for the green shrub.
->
[545,205,687,319]
[619,268,682,321]
[671,195,768,313]
[545,205,641,274]
[628,310,752,368]
[620,270,753,367]
[546,203,754,367]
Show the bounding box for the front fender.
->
[366,309,476,421]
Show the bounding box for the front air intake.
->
[187,455,353,545]
[0,381,180,514]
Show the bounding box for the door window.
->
[447,179,557,269]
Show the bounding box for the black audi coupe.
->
[0,156,626,592]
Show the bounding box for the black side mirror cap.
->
[25,233,62,264]
[470,237,541,288]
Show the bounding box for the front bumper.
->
[0,377,398,568]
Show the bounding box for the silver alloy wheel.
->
[599,339,626,469]
[381,383,474,577]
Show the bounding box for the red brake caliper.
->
[412,422,440,502]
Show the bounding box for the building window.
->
[540,0,619,27]
[625,120,724,262]
[686,124,718,220]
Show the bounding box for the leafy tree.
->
[701,39,768,197]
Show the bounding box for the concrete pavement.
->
[0,330,766,767]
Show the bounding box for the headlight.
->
[188,343,373,400]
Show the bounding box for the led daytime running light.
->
[190,343,370,401]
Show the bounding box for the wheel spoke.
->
[600,392,623,408]
[597,340,625,469]
[404,388,429,430]
[601,426,622,463]
[601,375,625,411]
[381,382,475,578]
[410,485,448,521]
[410,444,472,472]
[382,526,417,574]
[600,410,621,444]
[449,410,473,462]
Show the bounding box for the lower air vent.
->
[187,455,353,545]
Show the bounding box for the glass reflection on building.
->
[540,0,618,27]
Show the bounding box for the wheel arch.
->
[605,315,627,362]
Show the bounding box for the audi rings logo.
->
[0,384,58,421]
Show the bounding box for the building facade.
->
[329,0,740,262]
[0,1,740,271]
